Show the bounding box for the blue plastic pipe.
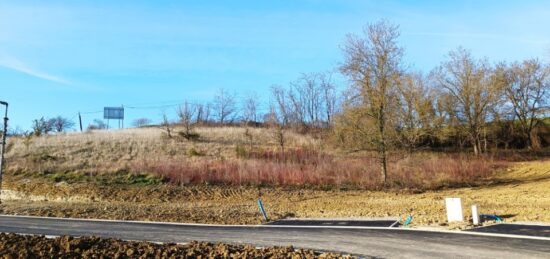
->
[258,198,269,222]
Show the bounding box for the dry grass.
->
[5,126,317,176]
[4,126,507,190]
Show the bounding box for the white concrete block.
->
[445,198,463,222]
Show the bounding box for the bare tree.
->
[286,72,339,128]
[242,92,259,124]
[203,102,212,124]
[303,73,323,127]
[270,85,291,126]
[339,20,403,184]
[160,112,173,138]
[32,117,53,136]
[266,104,286,158]
[396,73,437,151]
[288,73,325,128]
[288,79,308,127]
[195,103,204,124]
[132,118,152,127]
[177,101,197,140]
[87,119,107,131]
[319,72,338,127]
[504,59,550,150]
[49,116,75,132]
[434,92,469,149]
[213,88,237,124]
[432,47,503,155]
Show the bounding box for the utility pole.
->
[0,101,8,205]
[78,112,83,132]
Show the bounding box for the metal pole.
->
[0,101,9,205]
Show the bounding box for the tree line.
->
[21,21,549,173]
[335,21,549,183]
[161,20,549,184]
[161,21,548,154]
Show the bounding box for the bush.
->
[235,144,248,158]
[187,147,204,157]
[178,131,200,141]
[131,152,507,190]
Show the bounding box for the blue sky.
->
[1,0,549,130]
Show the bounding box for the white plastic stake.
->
[472,205,479,225]
[445,198,463,222]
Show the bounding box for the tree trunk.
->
[472,137,480,156]
[529,130,541,151]
[471,131,482,156]
[380,147,388,184]
[378,111,388,185]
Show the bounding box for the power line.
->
[80,110,103,115]
[126,104,180,110]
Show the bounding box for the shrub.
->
[187,147,204,157]
[178,131,200,141]
[131,152,507,190]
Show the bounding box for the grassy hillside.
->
[5,126,511,190]
[5,126,315,182]
[0,126,549,226]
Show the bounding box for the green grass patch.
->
[16,170,165,186]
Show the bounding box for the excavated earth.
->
[0,233,349,258]
[0,160,549,228]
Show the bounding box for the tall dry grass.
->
[132,149,506,190]
[4,126,507,190]
[4,126,318,173]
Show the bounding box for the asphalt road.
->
[266,219,399,227]
[467,223,550,237]
[0,215,549,258]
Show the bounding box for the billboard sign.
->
[104,107,124,120]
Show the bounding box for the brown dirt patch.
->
[0,233,349,258]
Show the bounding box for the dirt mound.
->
[0,233,349,258]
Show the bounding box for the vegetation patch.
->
[17,170,164,186]
[132,152,506,190]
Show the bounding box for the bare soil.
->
[1,160,549,228]
[0,233,349,258]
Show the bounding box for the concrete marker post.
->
[472,205,480,225]
[445,198,463,222]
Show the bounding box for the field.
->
[1,126,549,228]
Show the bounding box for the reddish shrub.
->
[238,147,330,166]
[131,152,507,190]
